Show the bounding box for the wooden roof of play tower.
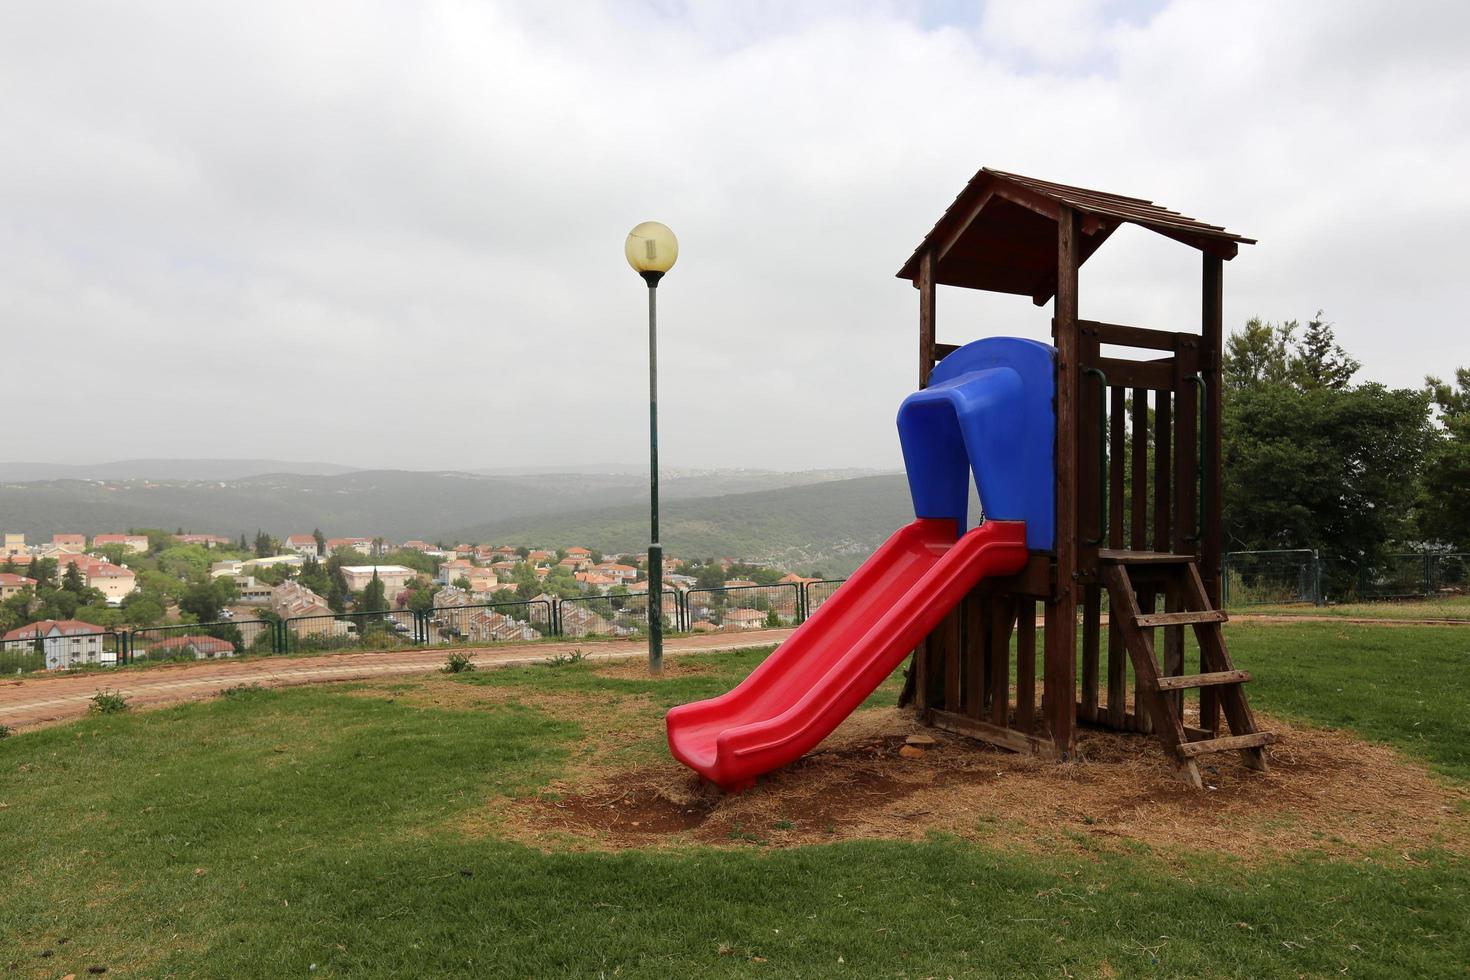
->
[896,168,1256,304]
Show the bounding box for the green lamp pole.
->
[625,221,679,674]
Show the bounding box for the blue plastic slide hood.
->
[896,337,1056,551]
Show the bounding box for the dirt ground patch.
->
[490,707,1470,861]
[591,659,718,680]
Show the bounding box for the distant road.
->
[0,629,796,733]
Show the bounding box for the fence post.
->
[1221,554,1231,608]
[1424,553,1433,599]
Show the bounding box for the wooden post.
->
[1046,205,1080,759]
[1200,254,1225,733]
[1016,598,1036,731]
[918,249,937,389]
[1106,386,1127,729]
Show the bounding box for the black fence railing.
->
[556,591,683,638]
[1222,551,1470,607]
[684,583,804,632]
[2,580,857,674]
[283,608,422,653]
[130,620,277,663]
[428,599,553,645]
[0,627,124,674]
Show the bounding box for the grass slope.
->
[1,625,1467,977]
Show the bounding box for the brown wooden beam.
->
[1046,205,1080,759]
[918,248,936,388]
[927,709,1059,759]
[1079,319,1196,353]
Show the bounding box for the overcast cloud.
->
[3,0,1466,472]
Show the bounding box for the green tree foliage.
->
[1420,368,1470,548]
[1222,317,1432,566]
[61,562,86,595]
[360,570,387,613]
[254,530,274,558]
[313,528,326,556]
[179,578,237,624]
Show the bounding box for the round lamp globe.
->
[625,221,678,280]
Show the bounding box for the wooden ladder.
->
[1100,550,1275,787]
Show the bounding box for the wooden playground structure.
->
[896,168,1276,786]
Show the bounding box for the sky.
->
[3,0,1467,473]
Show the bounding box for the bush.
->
[0,724,12,739]
[442,651,476,674]
[89,689,130,715]
[220,683,265,698]
[543,650,586,667]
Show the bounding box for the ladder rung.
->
[1099,549,1195,564]
[1178,731,1276,758]
[1155,669,1251,692]
[1135,610,1228,628]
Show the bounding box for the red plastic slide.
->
[666,518,1028,790]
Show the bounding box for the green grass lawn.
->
[2,625,1469,977]
[1240,594,1470,621]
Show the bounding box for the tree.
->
[29,558,57,590]
[360,570,387,614]
[254,530,275,558]
[61,562,86,595]
[453,576,472,592]
[313,528,327,556]
[1223,381,1432,567]
[239,533,249,552]
[179,578,236,623]
[298,556,331,597]
[1293,313,1360,391]
[515,546,530,560]
[1420,367,1470,547]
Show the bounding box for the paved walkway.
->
[0,629,796,733]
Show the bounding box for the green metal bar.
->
[1186,374,1206,543]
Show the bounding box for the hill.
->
[0,468,893,551]
[446,474,919,576]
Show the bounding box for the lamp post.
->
[625,221,678,674]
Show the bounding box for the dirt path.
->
[0,629,796,732]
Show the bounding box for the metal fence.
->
[3,579,856,674]
[684,583,803,633]
[556,591,683,638]
[282,608,423,654]
[1222,550,1470,607]
[428,599,553,645]
[129,620,277,663]
[801,579,846,619]
[0,627,124,674]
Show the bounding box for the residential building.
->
[242,554,305,571]
[0,573,36,599]
[175,534,231,548]
[1,620,115,670]
[595,562,638,583]
[574,572,618,592]
[339,565,417,594]
[233,576,274,605]
[145,635,237,660]
[210,559,245,579]
[401,540,435,553]
[438,558,475,585]
[50,533,87,554]
[325,537,373,556]
[284,534,320,558]
[3,533,25,558]
[721,608,768,630]
[92,534,149,553]
[271,581,333,620]
[86,563,137,605]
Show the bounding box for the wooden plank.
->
[1174,342,1199,550]
[1163,579,1184,719]
[1134,609,1227,627]
[1130,389,1148,549]
[1079,705,1214,742]
[1106,384,1128,730]
[906,639,925,711]
[1155,670,1251,692]
[1047,205,1080,760]
[1082,319,1192,353]
[1200,254,1225,734]
[964,592,984,719]
[989,597,1013,727]
[1154,388,1172,553]
[1181,563,1268,772]
[1081,586,1100,723]
[1015,598,1036,731]
[933,342,961,362]
[1100,550,1194,564]
[1093,355,1174,391]
[918,249,936,389]
[1102,564,1202,787]
[1179,731,1277,759]
[938,607,962,713]
[928,709,1059,760]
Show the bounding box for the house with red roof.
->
[1,619,116,670]
[0,572,36,599]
